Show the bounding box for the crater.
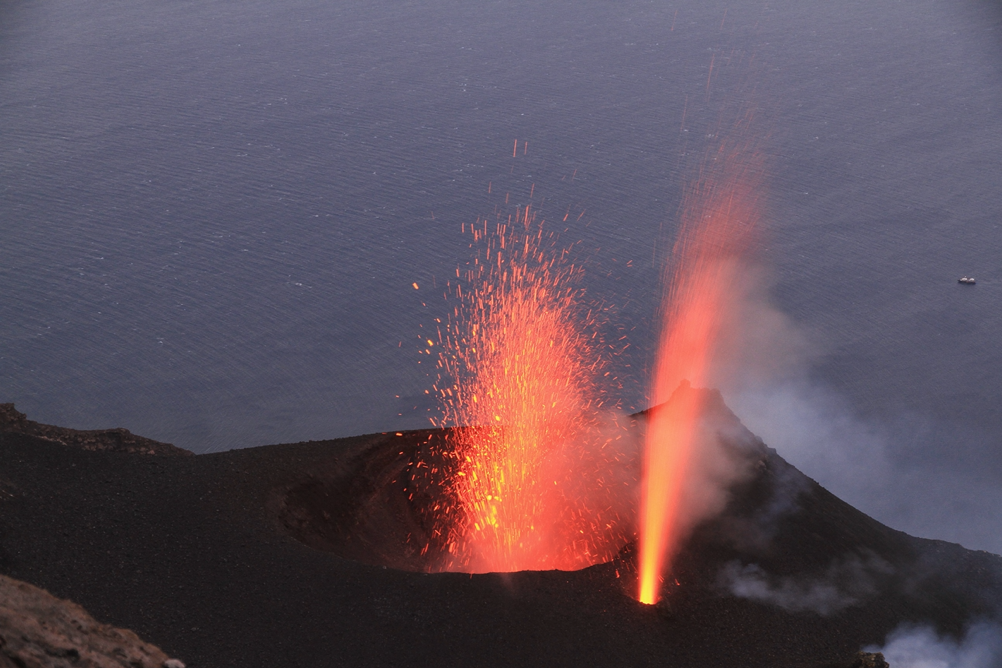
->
[275,422,642,574]
[278,429,456,572]
[275,389,763,575]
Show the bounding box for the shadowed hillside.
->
[0,393,999,667]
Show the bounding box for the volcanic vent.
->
[276,385,770,582]
[277,419,642,574]
[283,205,660,575]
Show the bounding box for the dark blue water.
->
[2,0,1001,552]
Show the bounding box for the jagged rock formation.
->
[0,573,184,668]
[0,405,190,457]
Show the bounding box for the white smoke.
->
[726,380,896,504]
[864,622,1002,668]
[716,551,893,615]
[702,260,1002,557]
[726,380,1002,556]
[709,263,815,391]
[676,404,762,538]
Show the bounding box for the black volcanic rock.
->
[0,394,999,668]
[848,652,889,668]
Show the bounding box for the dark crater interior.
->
[279,428,460,572]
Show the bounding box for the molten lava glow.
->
[429,205,628,573]
[637,157,760,604]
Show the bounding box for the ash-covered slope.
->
[0,393,999,668]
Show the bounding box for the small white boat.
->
[958,276,976,285]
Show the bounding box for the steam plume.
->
[865,622,1002,668]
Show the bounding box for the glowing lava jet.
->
[637,153,760,604]
[430,204,629,573]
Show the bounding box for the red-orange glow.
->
[637,152,760,604]
[428,205,629,573]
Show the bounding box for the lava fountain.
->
[428,204,632,574]
[637,151,761,604]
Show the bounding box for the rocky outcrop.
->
[0,405,191,456]
[847,652,889,668]
[0,573,185,668]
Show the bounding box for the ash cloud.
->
[701,258,1002,556]
[537,401,763,569]
[864,622,1002,668]
[670,399,763,541]
[716,551,893,615]
[535,408,644,567]
[535,396,764,572]
[727,380,1002,556]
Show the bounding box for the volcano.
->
[0,393,999,668]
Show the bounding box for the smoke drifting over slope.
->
[728,382,1002,556]
[865,622,1002,668]
[716,551,893,615]
[689,237,1002,557]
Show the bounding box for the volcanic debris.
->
[0,573,184,668]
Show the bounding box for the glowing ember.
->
[427,203,630,573]
[637,152,760,604]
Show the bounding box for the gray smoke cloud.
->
[699,260,1002,557]
[716,551,893,615]
[864,622,1002,668]
[726,381,1002,556]
[697,259,1002,667]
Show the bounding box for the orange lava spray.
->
[430,204,627,573]
[637,150,761,604]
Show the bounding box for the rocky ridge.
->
[0,405,191,457]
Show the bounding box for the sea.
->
[2,0,1001,553]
